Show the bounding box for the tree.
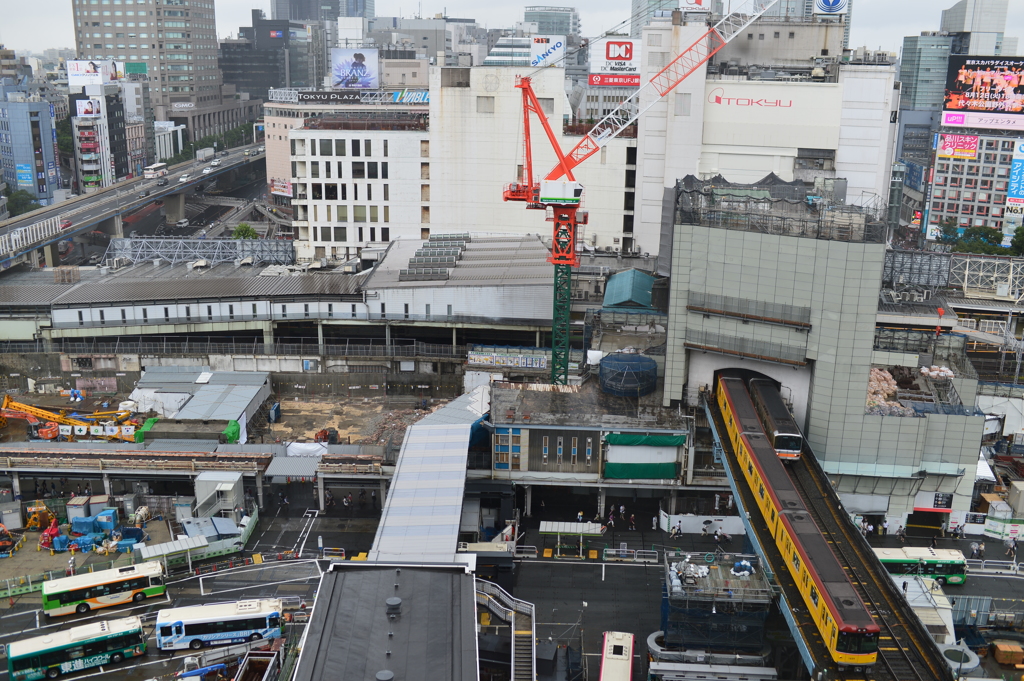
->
[55,117,74,159]
[1011,225,1024,257]
[937,217,960,246]
[6,189,42,217]
[232,223,259,239]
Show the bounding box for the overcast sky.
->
[1,0,1021,57]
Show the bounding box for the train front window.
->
[837,631,878,654]
[776,435,802,451]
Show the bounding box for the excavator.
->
[0,395,136,442]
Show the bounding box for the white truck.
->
[196,147,215,162]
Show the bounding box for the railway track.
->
[788,456,951,681]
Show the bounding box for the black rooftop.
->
[293,563,478,681]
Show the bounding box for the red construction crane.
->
[504,0,781,384]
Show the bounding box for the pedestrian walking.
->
[619,504,625,519]
[358,489,366,508]
[940,521,946,538]
[701,525,709,537]
[343,495,350,514]
[867,523,874,537]
[714,529,721,544]
[669,522,681,539]
[898,526,906,543]
[325,489,336,508]
[970,542,979,558]
[980,542,986,558]
[629,514,636,531]
[652,516,658,531]
[607,512,615,528]
[902,580,908,595]
[882,520,889,536]
[371,489,377,508]
[930,534,938,549]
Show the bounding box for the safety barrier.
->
[966,558,1019,574]
[602,548,660,563]
[0,555,129,599]
[513,545,538,559]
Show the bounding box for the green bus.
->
[872,547,968,585]
[8,616,145,679]
[42,561,165,616]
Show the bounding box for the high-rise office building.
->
[341,0,374,19]
[630,0,677,38]
[220,11,322,102]
[896,33,952,165]
[70,0,261,140]
[523,6,580,37]
[0,79,62,206]
[940,0,1018,55]
[69,86,129,193]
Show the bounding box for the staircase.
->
[513,611,535,681]
[475,579,536,681]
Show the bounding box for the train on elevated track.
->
[717,376,879,669]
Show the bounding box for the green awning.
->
[604,462,678,479]
[605,434,686,447]
[134,417,158,443]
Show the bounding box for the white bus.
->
[143,162,168,178]
[155,599,284,650]
[42,561,166,616]
[8,616,145,680]
[598,631,634,681]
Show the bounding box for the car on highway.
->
[202,167,213,174]
[157,178,169,186]
[138,190,150,198]
[210,159,221,167]
[179,174,190,183]
[60,219,72,229]
[220,150,229,157]
[258,145,265,153]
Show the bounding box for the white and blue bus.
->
[155,599,284,651]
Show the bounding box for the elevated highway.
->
[0,145,265,269]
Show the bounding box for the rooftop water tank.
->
[599,353,658,397]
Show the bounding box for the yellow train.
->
[717,377,879,669]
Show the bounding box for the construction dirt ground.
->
[267,396,447,445]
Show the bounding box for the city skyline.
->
[1,0,1021,57]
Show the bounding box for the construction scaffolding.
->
[882,250,952,290]
[102,237,294,266]
[662,551,773,653]
[948,253,1024,304]
[673,176,887,244]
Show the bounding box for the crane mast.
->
[504,0,780,384]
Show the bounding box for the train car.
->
[717,377,879,669]
[748,378,804,460]
[598,631,634,681]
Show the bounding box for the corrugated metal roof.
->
[137,535,209,561]
[603,268,656,309]
[369,236,553,289]
[51,274,362,306]
[370,423,471,563]
[265,454,322,479]
[0,285,76,305]
[175,384,261,421]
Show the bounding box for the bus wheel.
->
[111,653,124,664]
[46,669,60,679]
[936,577,946,585]
[189,640,203,650]
[133,592,146,602]
[249,633,262,642]
[76,603,90,614]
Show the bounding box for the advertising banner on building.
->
[703,81,842,150]
[67,60,125,86]
[15,163,32,187]
[937,133,980,159]
[530,35,566,68]
[589,38,640,87]
[1008,139,1024,208]
[331,48,379,89]
[943,56,1024,132]
[297,91,362,103]
[902,159,925,192]
[812,0,850,13]
[270,179,293,197]
[75,98,103,117]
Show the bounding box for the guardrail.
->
[513,545,538,559]
[966,558,1019,574]
[602,547,659,563]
